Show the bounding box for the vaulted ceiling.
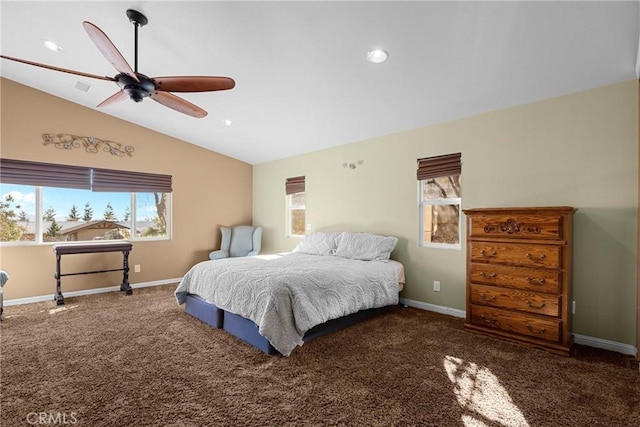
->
[1,1,638,165]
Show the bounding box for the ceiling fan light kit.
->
[116,73,155,103]
[1,9,234,118]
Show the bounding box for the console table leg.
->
[54,254,64,305]
[120,249,133,295]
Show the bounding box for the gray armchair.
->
[209,225,262,260]
[0,270,8,320]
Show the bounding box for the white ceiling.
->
[1,1,638,165]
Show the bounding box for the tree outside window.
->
[0,193,27,241]
[67,205,81,221]
[137,192,169,238]
[288,192,306,237]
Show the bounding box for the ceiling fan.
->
[0,9,235,118]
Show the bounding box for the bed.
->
[175,231,405,356]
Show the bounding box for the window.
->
[417,153,462,249]
[285,176,305,237]
[135,192,170,238]
[0,159,171,244]
[0,183,37,242]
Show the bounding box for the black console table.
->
[53,242,133,305]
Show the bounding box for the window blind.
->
[92,168,172,193]
[0,158,172,193]
[416,152,461,181]
[285,176,305,195]
[0,158,91,189]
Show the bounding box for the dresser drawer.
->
[470,305,561,342]
[468,213,563,240]
[470,263,560,293]
[470,284,560,317]
[470,242,561,268]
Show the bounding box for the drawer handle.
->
[525,277,546,285]
[480,293,496,302]
[479,272,498,278]
[526,323,547,334]
[525,253,547,260]
[480,250,497,256]
[480,314,497,325]
[525,300,546,309]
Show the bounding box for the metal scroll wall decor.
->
[42,133,134,157]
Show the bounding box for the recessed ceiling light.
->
[223,119,232,126]
[42,40,61,52]
[366,49,388,63]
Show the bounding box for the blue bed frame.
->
[184,293,399,355]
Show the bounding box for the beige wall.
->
[0,78,253,299]
[254,80,638,346]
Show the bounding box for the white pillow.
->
[293,232,341,256]
[334,232,398,261]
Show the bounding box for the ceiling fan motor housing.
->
[115,73,155,102]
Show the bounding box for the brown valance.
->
[0,158,91,189]
[285,176,305,195]
[0,158,172,193]
[92,168,172,193]
[416,152,461,181]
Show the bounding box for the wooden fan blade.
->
[0,55,115,82]
[97,90,128,108]
[82,21,138,82]
[153,76,235,92]
[150,91,207,118]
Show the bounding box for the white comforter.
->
[175,252,402,356]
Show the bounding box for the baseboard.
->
[400,297,466,318]
[399,297,637,357]
[573,334,638,357]
[4,278,182,307]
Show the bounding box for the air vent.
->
[73,80,92,93]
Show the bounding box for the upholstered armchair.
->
[0,270,8,320]
[209,225,262,260]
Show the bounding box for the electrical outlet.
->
[572,300,576,314]
[134,264,141,273]
[433,280,441,292]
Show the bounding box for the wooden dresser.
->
[463,206,576,356]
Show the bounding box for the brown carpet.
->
[1,284,638,427]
